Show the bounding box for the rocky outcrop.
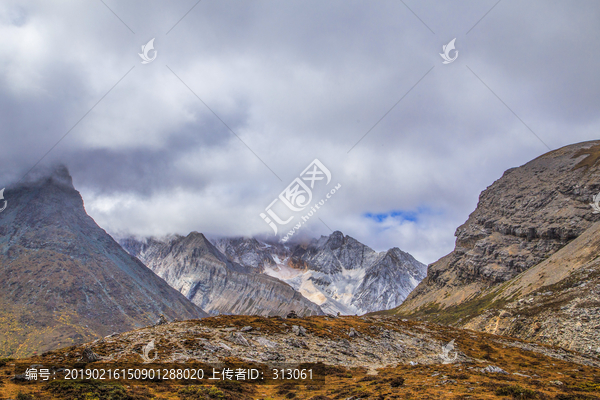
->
[461,219,600,358]
[122,234,323,317]
[392,141,600,316]
[54,315,600,369]
[0,166,207,357]
[386,140,600,355]
[11,315,600,398]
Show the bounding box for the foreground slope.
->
[391,141,600,315]
[0,166,207,357]
[121,233,323,317]
[5,315,600,399]
[460,219,600,357]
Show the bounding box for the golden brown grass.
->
[1,315,599,399]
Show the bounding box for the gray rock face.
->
[284,231,427,315]
[211,237,279,271]
[0,165,207,357]
[295,231,380,274]
[461,217,600,357]
[121,233,323,317]
[206,231,426,315]
[353,247,428,313]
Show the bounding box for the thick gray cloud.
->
[0,0,598,264]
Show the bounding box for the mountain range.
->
[281,232,426,315]
[120,231,426,317]
[210,234,426,315]
[119,233,324,317]
[5,140,600,361]
[0,164,426,357]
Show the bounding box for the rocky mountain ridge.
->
[387,140,600,356]
[120,233,323,317]
[284,231,426,315]
[460,218,600,358]
[212,236,283,271]
[209,231,426,315]
[123,231,426,317]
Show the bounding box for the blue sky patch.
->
[364,207,439,224]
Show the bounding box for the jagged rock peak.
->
[319,231,371,252]
[0,167,207,356]
[185,231,212,244]
[325,230,345,249]
[211,236,279,271]
[286,230,426,314]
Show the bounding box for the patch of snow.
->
[263,263,304,281]
[273,266,365,315]
[409,275,419,289]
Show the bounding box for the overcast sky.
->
[1,0,598,264]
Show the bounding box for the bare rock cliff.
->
[393,140,600,315]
